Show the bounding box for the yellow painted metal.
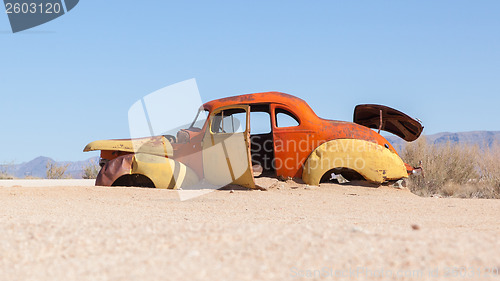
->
[131,153,199,189]
[83,136,173,158]
[302,139,408,185]
[202,105,256,189]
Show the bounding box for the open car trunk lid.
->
[353,104,423,142]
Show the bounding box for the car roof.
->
[203,91,312,113]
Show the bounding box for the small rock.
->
[229,190,234,193]
[392,179,407,189]
[411,224,420,230]
[350,227,369,234]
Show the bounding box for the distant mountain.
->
[385,131,500,152]
[1,156,99,179]
[14,156,52,178]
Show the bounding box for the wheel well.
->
[112,174,156,188]
[320,167,365,183]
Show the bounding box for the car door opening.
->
[249,104,276,177]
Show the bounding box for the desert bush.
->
[82,160,100,179]
[401,138,500,199]
[46,161,70,179]
[0,162,14,179]
[477,142,500,188]
[0,169,14,179]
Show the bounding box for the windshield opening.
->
[189,107,208,129]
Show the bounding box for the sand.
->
[0,181,499,281]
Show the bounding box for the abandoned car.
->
[84,92,423,189]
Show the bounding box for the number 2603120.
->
[5,2,62,14]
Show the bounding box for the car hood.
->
[353,104,423,142]
[83,136,174,157]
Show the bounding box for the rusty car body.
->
[84,92,423,189]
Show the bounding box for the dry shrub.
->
[401,137,500,199]
[82,160,100,179]
[478,142,500,189]
[0,162,14,179]
[46,161,70,179]
[0,170,14,179]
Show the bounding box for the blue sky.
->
[1,0,499,163]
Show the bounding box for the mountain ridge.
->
[1,156,99,179]
[385,130,500,152]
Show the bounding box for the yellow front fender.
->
[132,154,199,189]
[302,139,407,185]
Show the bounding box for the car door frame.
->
[202,104,256,189]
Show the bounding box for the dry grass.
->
[401,137,500,199]
[24,175,42,179]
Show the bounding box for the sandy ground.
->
[0,179,95,187]
[0,180,499,281]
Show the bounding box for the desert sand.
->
[0,181,499,281]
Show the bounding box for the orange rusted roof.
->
[203,91,315,115]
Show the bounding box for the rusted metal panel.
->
[96,154,134,186]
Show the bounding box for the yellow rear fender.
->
[302,139,407,185]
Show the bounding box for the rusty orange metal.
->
[203,92,402,179]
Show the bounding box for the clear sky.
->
[1,1,499,163]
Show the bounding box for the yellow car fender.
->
[132,153,199,189]
[302,139,407,185]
